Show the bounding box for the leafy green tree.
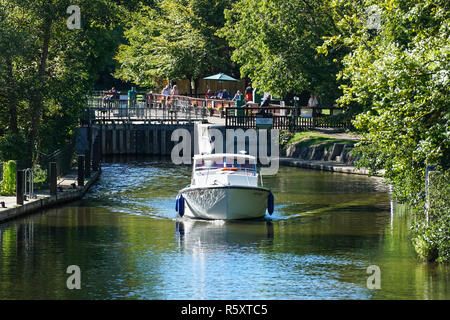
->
[115,0,236,93]
[335,0,449,200]
[220,0,348,104]
[325,0,449,261]
[0,0,128,163]
[0,133,30,168]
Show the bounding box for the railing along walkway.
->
[84,92,349,130]
[225,107,349,131]
[84,94,209,125]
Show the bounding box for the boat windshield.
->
[195,157,257,172]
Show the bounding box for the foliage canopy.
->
[220,0,351,105]
[0,0,128,163]
[115,0,236,90]
[323,0,449,261]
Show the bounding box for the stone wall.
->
[284,142,359,164]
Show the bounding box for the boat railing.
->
[195,166,257,173]
[245,168,250,186]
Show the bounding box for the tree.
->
[335,0,449,200]
[115,0,236,93]
[220,0,348,104]
[328,0,449,261]
[0,0,128,163]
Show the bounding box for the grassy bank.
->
[280,130,360,150]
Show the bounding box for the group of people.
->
[205,84,256,103]
[204,84,273,110]
[159,84,179,105]
[101,84,320,113]
[205,89,233,100]
[231,84,254,102]
[161,84,179,97]
[103,87,120,101]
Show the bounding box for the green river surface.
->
[0,159,448,299]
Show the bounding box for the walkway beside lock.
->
[0,156,100,224]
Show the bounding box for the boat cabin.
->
[191,153,260,187]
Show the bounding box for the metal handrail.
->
[24,168,35,199]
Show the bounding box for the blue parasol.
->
[203,73,239,82]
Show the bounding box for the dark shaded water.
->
[0,160,448,299]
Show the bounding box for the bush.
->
[1,160,16,195]
[411,171,450,263]
[279,130,294,150]
[413,234,439,262]
[33,167,48,190]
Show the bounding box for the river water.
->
[0,159,448,300]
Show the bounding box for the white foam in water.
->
[209,219,226,226]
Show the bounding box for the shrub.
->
[1,160,16,195]
[279,130,294,150]
[33,167,48,190]
[411,171,450,263]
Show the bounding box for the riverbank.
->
[279,129,384,177]
[279,157,383,177]
[0,170,100,223]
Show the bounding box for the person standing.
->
[307,93,320,116]
[171,85,179,96]
[146,90,154,108]
[128,86,137,109]
[112,87,120,100]
[245,84,253,102]
[162,85,170,96]
[307,94,319,108]
[232,90,243,101]
[161,85,170,108]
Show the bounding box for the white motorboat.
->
[176,153,274,220]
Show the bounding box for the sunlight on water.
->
[0,159,448,299]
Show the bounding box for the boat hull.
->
[180,186,270,220]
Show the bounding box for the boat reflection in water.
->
[175,218,274,250]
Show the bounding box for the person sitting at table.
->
[103,87,117,107]
[205,89,213,99]
[104,87,114,100]
[222,89,231,100]
[111,87,120,101]
[213,90,222,99]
